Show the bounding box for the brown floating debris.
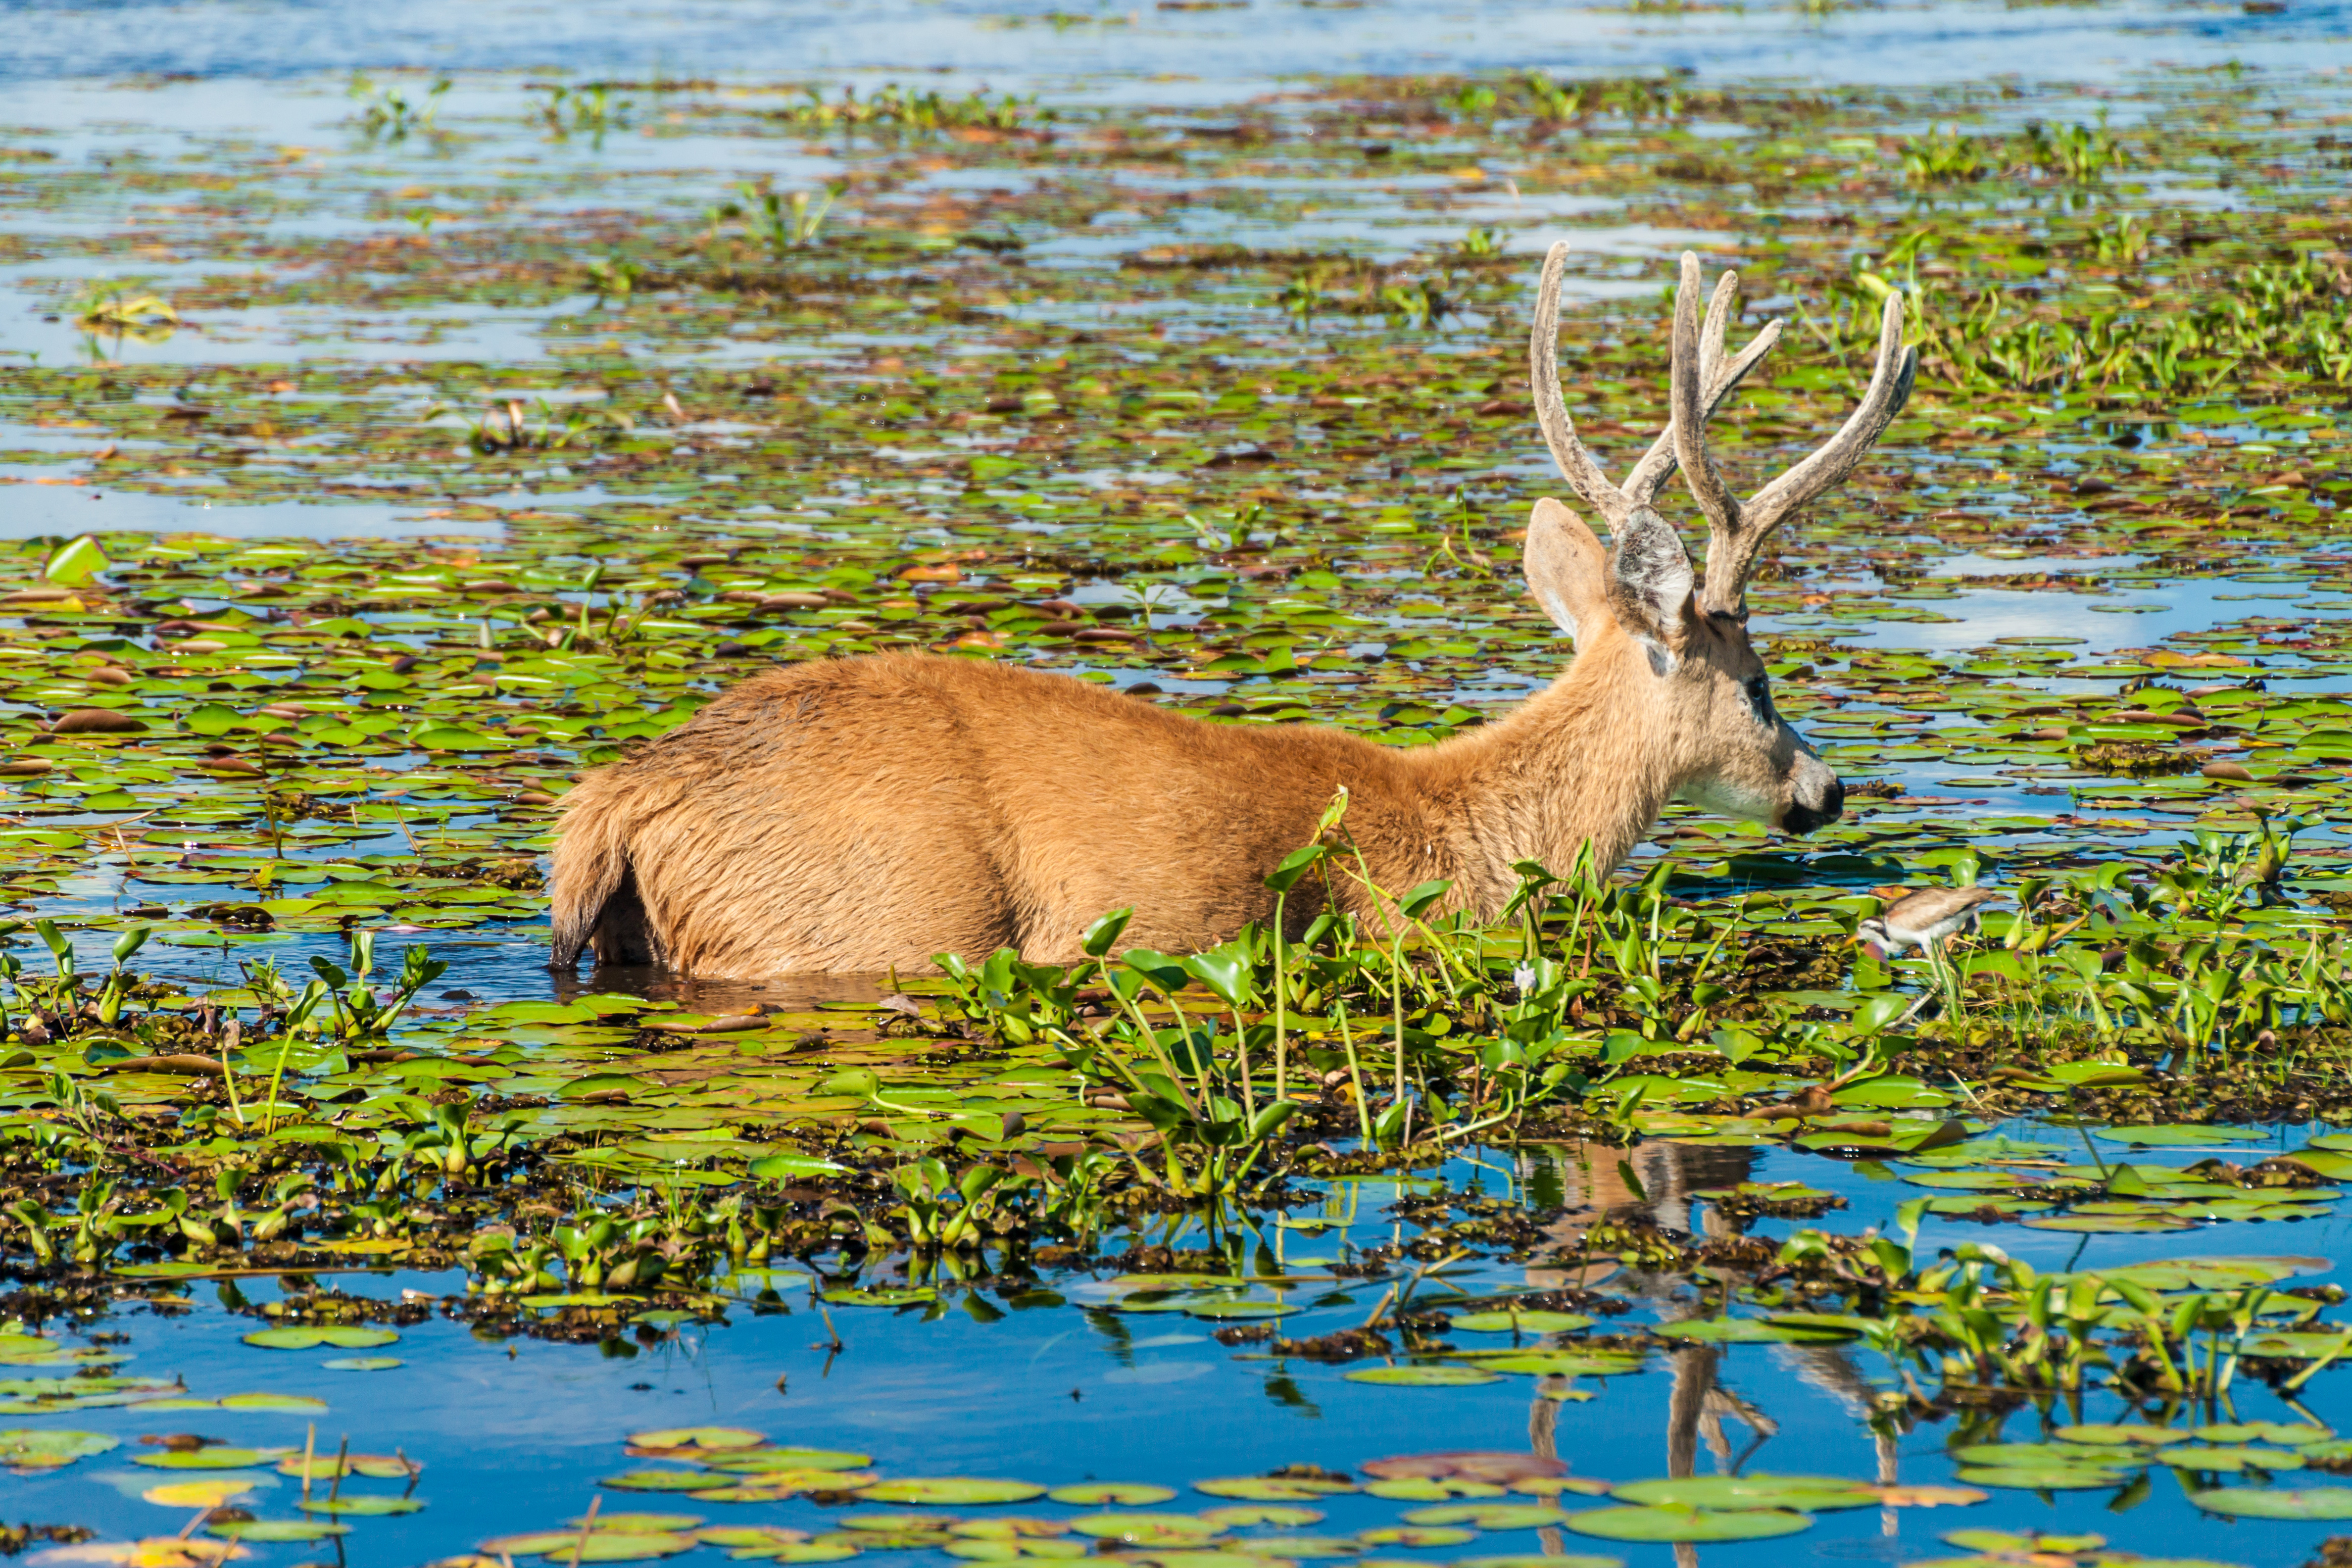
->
[48,708,148,734]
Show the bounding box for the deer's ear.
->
[1607,506,1697,664]
[1524,497,1610,645]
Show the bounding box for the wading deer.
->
[550,245,1917,978]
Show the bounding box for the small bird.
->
[1854,886,2009,958]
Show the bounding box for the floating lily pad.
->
[1612,1476,1878,1512]
[297,1494,425,1516]
[322,1357,403,1371]
[1564,1507,1810,1543]
[1193,1476,1356,1500]
[858,1479,1045,1506]
[1444,1312,1592,1334]
[2191,1486,2352,1519]
[1047,1484,1175,1506]
[1343,1365,1500,1387]
[0,1429,119,1467]
[1397,1505,1566,1530]
[2095,1126,2253,1147]
[1068,1514,1223,1545]
[1356,1527,1476,1547]
[630,1428,770,1454]
[135,1447,290,1470]
[241,1326,399,1350]
[606,1472,722,1493]
[208,1520,352,1543]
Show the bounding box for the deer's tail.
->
[549,771,645,969]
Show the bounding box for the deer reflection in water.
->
[1519,1140,1902,1565]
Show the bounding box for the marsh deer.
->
[550,245,1917,977]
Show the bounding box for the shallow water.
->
[4,9,2352,1568]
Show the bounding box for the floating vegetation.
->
[0,43,2350,1568]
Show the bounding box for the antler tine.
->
[1529,242,1634,529]
[1706,289,1918,614]
[1620,269,1782,506]
[1668,252,1747,611]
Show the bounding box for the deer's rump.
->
[548,653,1382,977]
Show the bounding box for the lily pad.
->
[858,1479,1045,1506]
[1068,1514,1224,1545]
[1612,1475,1879,1512]
[1444,1312,1593,1333]
[241,1326,399,1350]
[1397,1505,1567,1530]
[1564,1507,1811,1543]
[208,1520,351,1543]
[2191,1486,2352,1519]
[1344,1365,1500,1387]
[1046,1483,1175,1506]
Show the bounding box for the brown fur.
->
[550,502,1838,978]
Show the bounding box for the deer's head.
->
[1521,245,1917,837]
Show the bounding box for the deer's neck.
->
[1363,631,1676,918]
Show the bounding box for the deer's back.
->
[571,653,1412,974]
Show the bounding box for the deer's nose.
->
[1782,776,1843,835]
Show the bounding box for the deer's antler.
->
[1529,241,1781,533]
[1670,249,1916,619]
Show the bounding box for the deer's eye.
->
[1744,677,1775,725]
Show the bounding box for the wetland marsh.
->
[5,3,2352,1565]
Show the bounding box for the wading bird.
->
[550,245,1919,977]
[1853,886,2009,959]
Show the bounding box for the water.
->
[3,5,2352,1568]
[2,0,2350,91]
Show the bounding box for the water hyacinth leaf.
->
[1611,1476,1879,1512]
[1564,1507,1811,1543]
[821,1288,936,1309]
[241,1326,399,1350]
[1046,1484,1175,1506]
[858,1479,1046,1506]
[1344,1366,1500,1388]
